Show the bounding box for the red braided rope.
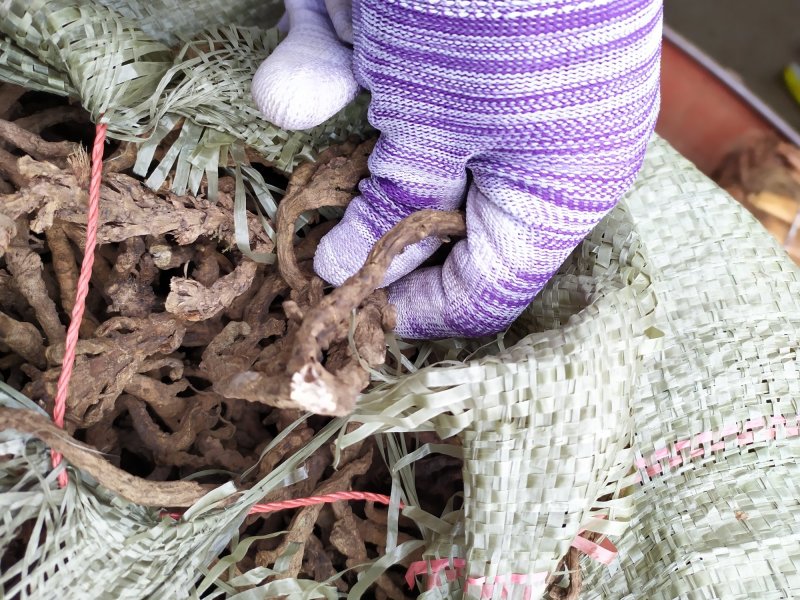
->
[51,122,107,487]
[166,491,398,520]
[249,491,400,514]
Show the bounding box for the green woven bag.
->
[2,2,799,598]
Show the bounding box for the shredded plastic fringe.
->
[0,0,372,264]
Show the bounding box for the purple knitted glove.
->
[313,0,663,339]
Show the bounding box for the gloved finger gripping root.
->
[220,139,465,416]
[285,209,465,415]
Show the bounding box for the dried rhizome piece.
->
[0,93,469,598]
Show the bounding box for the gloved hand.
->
[252,0,357,130]
[253,0,663,339]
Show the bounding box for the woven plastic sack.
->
[578,140,800,600]
[3,135,799,598]
[342,137,800,599]
[2,1,800,598]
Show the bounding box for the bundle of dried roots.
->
[0,85,468,598]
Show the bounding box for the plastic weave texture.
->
[343,137,799,599]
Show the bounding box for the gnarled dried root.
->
[218,146,465,416]
[0,118,79,164]
[6,218,65,345]
[0,407,212,507]
[165,259,258,321]
[0,312,46,368]
[275,138,374,291]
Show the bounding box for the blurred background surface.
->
[658,0,800,262]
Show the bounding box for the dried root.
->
[0,118,79,164]
[217,138,465,415]
[106,237,160,317]
[275,138,374,290]
[0,101,465,597]
[714,131,800,263]
[0,312,46,368]
[5,218,65,345]
[0,407,211,507]
[165,259,258,321]
[283,209,464,415]
[45,222,99,336]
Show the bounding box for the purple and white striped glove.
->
[255,0,663,339]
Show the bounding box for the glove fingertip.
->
[252,51,358,130]
[313,223,361,287]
